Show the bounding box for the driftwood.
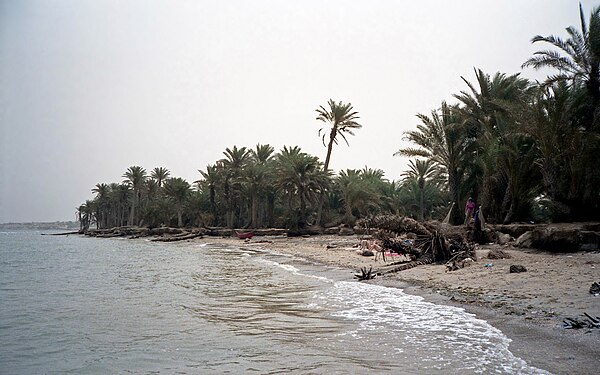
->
[562,313,600,329]
[41,231,81,236]
[151,232,203,242]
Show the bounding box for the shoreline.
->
[190,234,600,375]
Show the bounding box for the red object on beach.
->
[235,231,254,239]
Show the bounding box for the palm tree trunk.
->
[448,172,462,225]
[316,128,337,226]
[419,188,424,221]
[251,193,258,228]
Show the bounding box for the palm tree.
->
[275,147,331,229]
[316,99,362,172]
[195,164,222,226]
[397,176,445,221]
[522,3,600,108]
[151,167,170,187]
[122,166,147,226]
[315,99,362,225]
[163,177,191,227]
[219,146,252,228]
[401,159,439,221]
[396,102,474,224]
[91,183,110,228]
[335,169,380,225]
[247,144,276,228]
[454,69,535,223]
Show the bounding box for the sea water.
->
[0,231,549,374]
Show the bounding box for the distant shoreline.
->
[0,221,79,231]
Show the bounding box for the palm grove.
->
[78,5,600,231]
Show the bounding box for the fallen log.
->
[41,231,80,236]
[151,232,203,242]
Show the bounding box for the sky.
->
[0,0,596,223]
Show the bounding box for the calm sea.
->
[0,230,548,374]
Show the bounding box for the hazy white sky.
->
[0,0,595,223]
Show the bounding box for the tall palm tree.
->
[316,99,362,172]
[151,167,170,187]
[522,3,600,107]
[163,177,191,227]
[122,166,147,226]
[315,99,362,225]
[396,102,474,224]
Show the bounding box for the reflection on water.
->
[0,232,548,374]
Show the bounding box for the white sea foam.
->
[252,257,333,283]
[313,280,550,374]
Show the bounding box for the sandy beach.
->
[193,234,600,374]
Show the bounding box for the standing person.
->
[464,197,475,225]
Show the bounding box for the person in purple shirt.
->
[464,197,476,225]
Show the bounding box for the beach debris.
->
[354,267,376,281]
[496,233,513,245]
[484,263,493,268]
[487,249,512,259]
[590,282,600,296]
[509,264,527,273]
[356,215,476,275]
[562,313,600,329]
[445,256,474,271]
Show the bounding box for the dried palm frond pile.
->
[356,215,475,274]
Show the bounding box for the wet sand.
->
[194,234,600,375]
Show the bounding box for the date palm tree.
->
[335,169,380,225]
[401,159,440,221]
[523,3,600,107]
[315,99,362,225]
[123,166,147,226]
[246,144,275,228]
[275,146,331,229]
[91,183,110,228]
[163,177,191,227]
[454,69,535,223]
[219,146,252,227]
[316,99,362,172]
[195,164,222,225]
[396,102,474,224]
[151,167,170,188]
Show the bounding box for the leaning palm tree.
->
[522,3,600,105]
[316,99,362,171]
[315,99,362,225]
[122,166,147,226]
